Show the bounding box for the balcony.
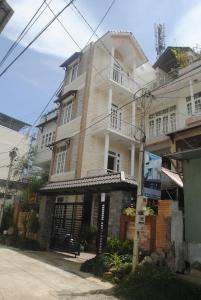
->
[95,67,135,94]
[62,72,86,95]
[91,113,140,145]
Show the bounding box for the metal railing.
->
[111,67,134,90]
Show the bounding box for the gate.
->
[50,202,83,254]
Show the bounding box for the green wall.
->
[183,158,201,242]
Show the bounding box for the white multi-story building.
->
[0,112,30,196]
[38,31,156,252]
[33,108,57,173]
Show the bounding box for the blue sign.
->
[144,151,162,200]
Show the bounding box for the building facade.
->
[34,109,58,173]
[39,31,156,251]
[0,112,30,206]
[0,0,13,33]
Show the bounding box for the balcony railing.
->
[109,115,138,139]
[92,113,140,141]
[111,67,134,91]
[95,67,135,91]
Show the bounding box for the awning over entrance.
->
[165,147,201,161]
[161,167,183,188]
[40,172,137,195]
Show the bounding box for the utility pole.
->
[0,147,18,228]
[132,89,151,272]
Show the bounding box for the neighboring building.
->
[144,47,201,165]
[33,109,57,173]
[39,31,156,252]
[0,0,13,33]
[0,112,30,198]
[167,147,201,264]
[138,47,201,266]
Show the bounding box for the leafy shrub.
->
[123,207,136,217]
[81,254,112,276]
[116,263,201,300]
[106,238,133,255]
[81,252,132,283]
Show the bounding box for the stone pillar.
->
[131,143,135,176]
[38,195,55,250]
[108,191,123,238]
[171,201,185,272]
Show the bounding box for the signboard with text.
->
[144,151,162,200]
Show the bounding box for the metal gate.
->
[50,202,83,253]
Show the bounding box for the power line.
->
[85,0,116,45]
[70,1,144,88]
[0,0,50,68]
[0,0,76,79]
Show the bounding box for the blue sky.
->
[0,0,201,124]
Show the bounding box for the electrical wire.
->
[0,0,51,68]
[0,0,76,79]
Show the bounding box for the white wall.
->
[0,125,29,181]
[34,120,56,167]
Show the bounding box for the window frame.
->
[55,146,67,174]
[63,100,73,125]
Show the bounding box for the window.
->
[55,146,67,174]
[41,135,45,149]
[107,151,120,172]
[148,105,176,138]
[195,98,201,114]
[149,120,154,137]
[187,102,192,116]
[170,113,176,131]
[45,133,49,146]
[48,132,52,144]
[66,62,79,84]
[110,104,121,130]
[162,116,168,133]
[186,92,201,115]
[52,131,56,142]
[63,101,73,124]
[156,118,161,136]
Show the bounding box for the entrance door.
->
[50,202,83,252]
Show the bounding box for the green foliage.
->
[81,254,112,276]
[0,205,13,232]
[172,48,189,68]
[123,207,155,217]
[116,263,201,300]
[81,252,132,283]
[106,238,133,255]
[124,207,136,217]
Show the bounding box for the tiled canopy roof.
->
[40,172,137,195]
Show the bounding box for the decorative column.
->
[131,144,135,176]
[104,133,109,171]
[108,88,113,114]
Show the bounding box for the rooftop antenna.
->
[155,23,166,59]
